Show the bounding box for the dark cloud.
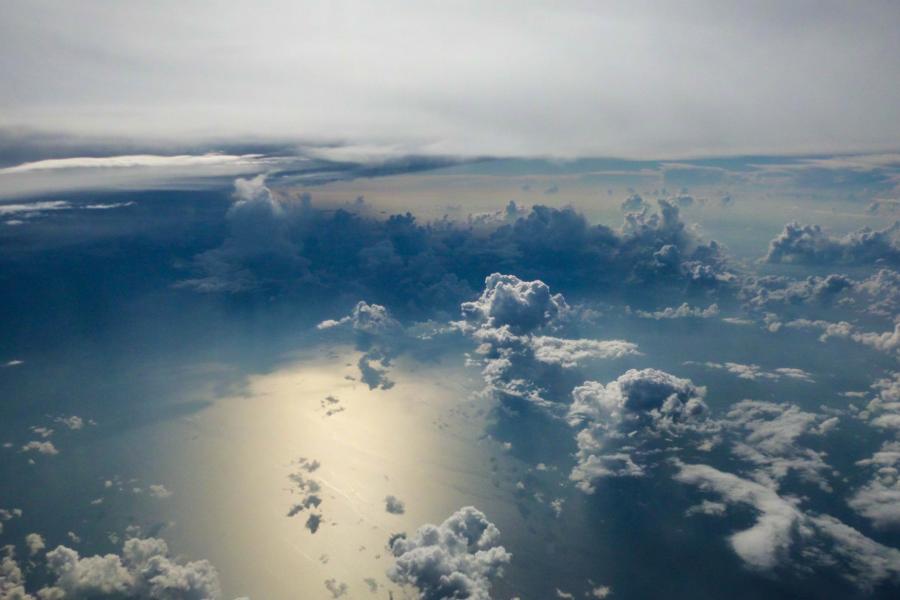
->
[181,179,733,317]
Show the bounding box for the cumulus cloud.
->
[620,194,648,212]
[38,537,222,599]
[567,369,708,492]
[740,274,854,311]
[785,318,900,356]
[1,545,31,600]
[21,441,57,456]
[387,506,511,600]
[318,301,404,390]
[765,221,900,265]
[459,275,639,414]
[461,273,568,335]
[182,191,731,320]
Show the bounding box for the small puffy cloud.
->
[765,221,900,265]
[388,506,511,600]
[324,578,348,598]
[53,416,84,430]
[21,441,58,456]
[148,485,172,499]
[385,495,405,515]
[620,194,648,212]
[318,301,404,390]
[25,533,45,557]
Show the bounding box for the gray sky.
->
[2,0,899,158]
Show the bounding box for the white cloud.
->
[2,3,899,158]
[25,533,44,557]
[568,369,707,492]
[631,303,719,320]
[39,537,222,599]
[461,274,568,334]
[388,506,511,600]
[685,361,814,383]
[674,461,900,589]
[21,441,58,456]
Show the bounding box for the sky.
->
[2,1,900,158]
[2,3,900,600]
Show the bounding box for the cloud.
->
[567,369,708,492]
[461,273,568,335]
[674,461,900,589]
[764,221,900,265]
[318,301,404,390]
[24,533,44,557]
[3,3,900,158]
[620,194,648,212]
[722,400,835,490]
[459,275,639,414]
[385,496,406,515]
[1,545,31,600]
[181,189,730,321]
[685,361,814,383]
[529,336,639,368]
[740,274,854,312]
[0,153,265,175]
[673,461,803,569]
[785,318,900,356]
[387,506,511,600]
[631,302,719,320]
[21,441,58,456]
[147,485,172,499]
[30,537,222,599]
[849,442,900,529]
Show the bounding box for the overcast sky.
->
[2,0,899,159]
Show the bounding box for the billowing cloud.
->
[34,537,222,599]
[387,506,511,600]
[459,275,639,414]
[461,273,568,334]
[568,369,708,492]
[765,222,900,265]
